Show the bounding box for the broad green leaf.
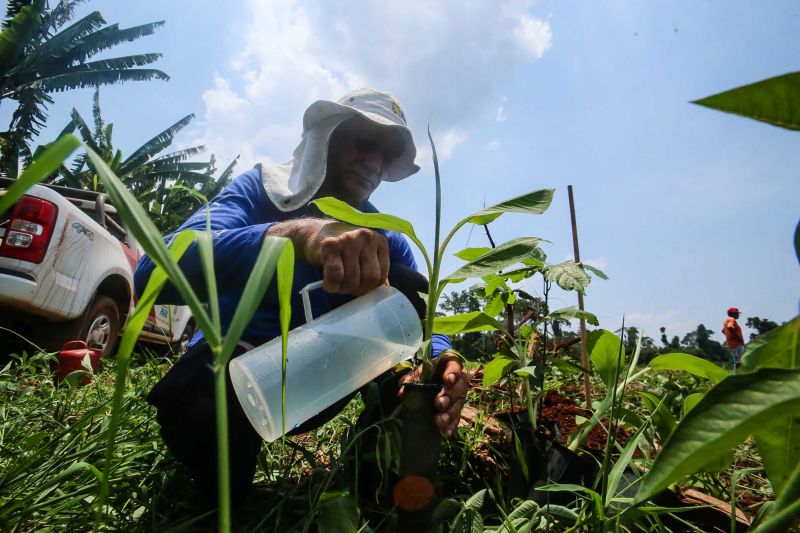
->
[0,134,80,215]
[581,263,609,280]
[548,306,599,326]
[444,237,546,280]
[635,369,800,503]
[636,391,677,443]
[482,356,517,387]
[544,261,591,293]
[454,246,491,261]
[311,196,419,241]
[483,294,505,317]
[755,414,800,498]
[318,491,359,533]
[692,72,800,131]
[587,329,623,389]
[514,365,540,378]
[482,274,506,296]
[431,498,462,523]
[508,500,539,521]
[462,189,555,225]
[741,315,800,372]
[648,353,729,383]
[682,392,704,417]
[433,311,502,335]
[465,488,487,509]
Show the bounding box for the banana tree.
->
[0,0,168,177]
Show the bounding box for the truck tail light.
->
[0,196,58,263]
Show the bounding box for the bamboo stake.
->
[568,185,592,408]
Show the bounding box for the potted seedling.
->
[312,131,558,527]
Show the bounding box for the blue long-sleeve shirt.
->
[134,166,451,356]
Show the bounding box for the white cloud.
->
[513,14,553,58]
[190,0,552,167]
[487,138,501,151]
[496,97,507,122]
[437,128,469,160]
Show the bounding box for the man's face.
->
[321,116,404,205]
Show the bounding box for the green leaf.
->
[463,189,555,225]
[588,329,623,389]
[433,311,502,335]
[466,488,487,509]
[0,134,80,215]
[740,315,800,372]
[648,353,729,383]
[581,263,609,280]
[444,237,546,280]
[755,414,800,498]
[548,306,599,326]
[221,237,294,364]
[636,391,677,443]
[311,196,419,241]
[318,491,359,533]
[544,261,591,293]
[85,146,218,346]
[454,247,492,261]
[692,72,800,131]
[635,369,800,503]
[483,274,506,296]
[483,356,517,387]
[483,294,505,317]
[682,392,704,417]
[606,425,648,505]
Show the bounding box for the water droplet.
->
[247,393,257,407]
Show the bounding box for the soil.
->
[495,390,633,454]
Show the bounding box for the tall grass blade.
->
[84,147,219,346]
[0,134,80,214]
[94,231,194,527]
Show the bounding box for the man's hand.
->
[268,219,389,295]
[399,354,470,439]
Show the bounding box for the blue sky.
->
[11,0,800,343]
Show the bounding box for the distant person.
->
[722,307,745,372]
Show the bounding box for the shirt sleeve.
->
[134,168,276,303]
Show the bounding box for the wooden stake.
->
[568,185,592,408]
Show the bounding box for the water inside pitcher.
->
[229,281,422,441]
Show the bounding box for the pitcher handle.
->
[299,280,325,324]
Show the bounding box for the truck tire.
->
[79,295,121,358]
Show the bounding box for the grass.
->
[0,344,778,532]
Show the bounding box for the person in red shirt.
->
[722,307,745,372]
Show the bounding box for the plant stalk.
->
[567,185,593,408]
[214,345,232,532]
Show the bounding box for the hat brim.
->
[303,100,420,182]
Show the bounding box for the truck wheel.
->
[80,295,120,358]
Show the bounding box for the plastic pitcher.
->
[229,280,423,442]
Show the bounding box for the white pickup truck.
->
[0,177,193,357]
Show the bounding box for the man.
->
[722,307,745,372]
[134,87,468,503]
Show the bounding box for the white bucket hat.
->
[261,87,420,212]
